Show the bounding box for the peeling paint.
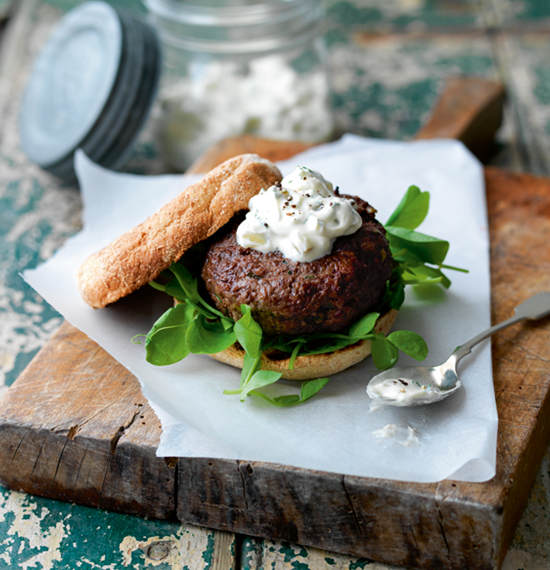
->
[242,537,406,570]
[330,36,496,140]
[0,486,221,570]
[80,558,117,570]
[0,491,66,570]
[119,527,219,568]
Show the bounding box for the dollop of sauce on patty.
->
[236,166,363,262]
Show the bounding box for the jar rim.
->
[143,0,322,28]
[144,0,326,55]
[155,19,325,55]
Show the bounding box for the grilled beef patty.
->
[201,196,393,336]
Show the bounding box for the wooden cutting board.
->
[1,78,549,570]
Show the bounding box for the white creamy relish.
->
[368,378,440,406]
[236,166,363,262]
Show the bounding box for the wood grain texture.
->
[0,320,176,519]
[415,77,505,161]
[186,135,313,174]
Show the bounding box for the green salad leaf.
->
[387,330,428,360]
[234,305,263,358]
[385,185,429,230]
[386,226,449,267]
[385,185,468,290]
[349,312,380,338]
[370,335,399,370]
[140,184,467,406]
[185,314,236,354]
[145,302,195,365]
[249,377,331,407]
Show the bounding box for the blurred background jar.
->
[143,0,335,172]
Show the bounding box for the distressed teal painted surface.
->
[326,0,480,32]
[534,67,550,105]
[506,0,550,21]
[44,0,146,16]
[325,0,484,46]
[0,171,72,389]
[0,485,230,569]
[330,36,497,140]
[240,537,378,570]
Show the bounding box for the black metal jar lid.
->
[19,2,161,182]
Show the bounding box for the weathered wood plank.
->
[0,318,177,519]
[187,136,313,174]
[415,77,505,161]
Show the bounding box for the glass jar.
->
[143,0,335,171]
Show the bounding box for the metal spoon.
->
[367,292,550,407]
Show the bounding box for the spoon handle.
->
[453,292,550,363]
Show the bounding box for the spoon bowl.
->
[367,291,550,407]
[367,362,462,406]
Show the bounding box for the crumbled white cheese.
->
[158,55,334,169]
[373,424,421,447]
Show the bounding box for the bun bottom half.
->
[209,309,399,380]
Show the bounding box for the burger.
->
[77,154,452,405]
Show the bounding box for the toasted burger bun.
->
[208,309,399,380]
[77,154,282,308]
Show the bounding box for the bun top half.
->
[77,154,282,309]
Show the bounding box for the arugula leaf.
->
[289,337,358,356]
[269,394,301,405]
[401,263,451,289]
[240,351,261,389]
[169,263,201,304]
[349,312,380,338]
[370,335,399,370]
[239,370,282,401]
[247,377,331,407]
[441,263,469,273]
[161,278,186,301]
[385,226,449,266]
[269,330,352,356]
[300,377,331,402]
[386,185,429,230]
[289,342,305,369]
[378,269,406,311]
[145,302,196,365]
[234,305,263,358]
[387,330,428,361]
[185,314,236,354]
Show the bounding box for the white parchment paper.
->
[23,135,497,483]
